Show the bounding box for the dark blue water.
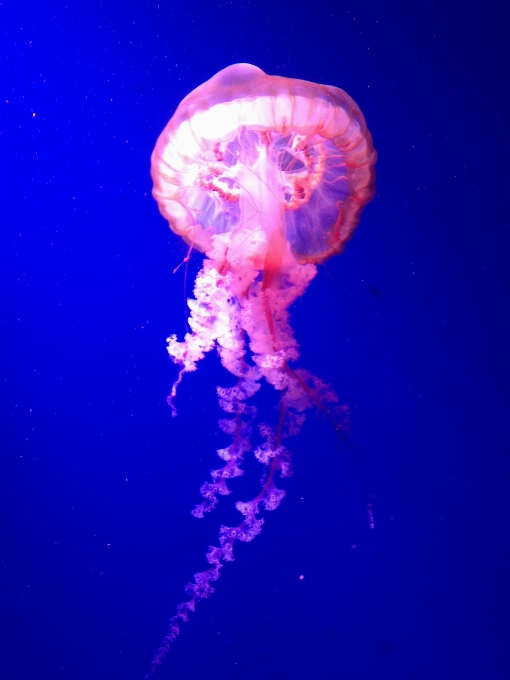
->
[2,2,509,679]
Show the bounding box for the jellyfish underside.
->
[148,64,376,674]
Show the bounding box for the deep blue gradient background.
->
[1,2,509,679]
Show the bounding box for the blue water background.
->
[1,2,509,679]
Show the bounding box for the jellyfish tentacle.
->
[166,262,252,415]
[192,378,260,517]
[166,259,261,416]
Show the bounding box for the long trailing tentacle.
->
[147,368,341,676]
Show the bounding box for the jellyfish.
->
[148,63,376,673]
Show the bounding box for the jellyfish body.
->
[148,64,376,673]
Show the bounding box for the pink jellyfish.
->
[148,63,376,673]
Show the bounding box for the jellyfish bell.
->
[147,64,376,674]
[152,63,375,270]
